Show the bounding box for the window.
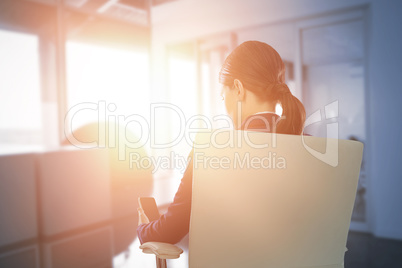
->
[66,41,150,141]
[0,29,42,153]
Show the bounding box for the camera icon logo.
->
[302,100,339,167]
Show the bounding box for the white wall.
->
[150,0,402,240]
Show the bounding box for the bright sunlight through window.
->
[0,29,41,130]
[66,42,150,132]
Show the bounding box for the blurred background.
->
[0,0,401,267]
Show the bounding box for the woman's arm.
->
[137,151,194,244]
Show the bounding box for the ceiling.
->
[0,0,181,49]
[11,0,178,27]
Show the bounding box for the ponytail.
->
[219,41,307,135]
[272,84,306,135]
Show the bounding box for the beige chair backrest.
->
[190,131,363,268]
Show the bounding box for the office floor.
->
[345,231,402,268]
[114,231,402,268]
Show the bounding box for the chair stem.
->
[156,256,167,268]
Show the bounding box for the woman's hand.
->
[137,207,150,225]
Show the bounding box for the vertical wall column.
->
[39,36,59,149]
[55,0,67,144]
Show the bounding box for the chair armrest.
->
[140,242,183,260]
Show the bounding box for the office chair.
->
[140,131,364,268]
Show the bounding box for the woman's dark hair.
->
[219,40,306,135]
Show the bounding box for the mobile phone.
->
[138,197,160,221]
